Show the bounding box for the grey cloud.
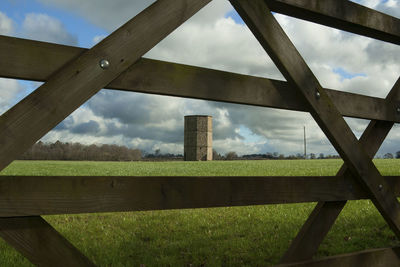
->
[86,91,186,142]
[85,90,242,143]
[103,122,182,143]
[366,41,400,66]
[54,116,74,131]
[70,120,100,134]
[87,90,183,125]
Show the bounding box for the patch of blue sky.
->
[333,67,367,81]
[1,0,108,48]
[224,9,244,24]
[238,125,270,145]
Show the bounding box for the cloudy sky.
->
[0,0,399,157]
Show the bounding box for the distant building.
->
[184,115,212,161]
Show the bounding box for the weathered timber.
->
[265,0,400,45]
[281,77,400,263]
[0,175,400,217]
[0,36,398,123]
[280,201,347,263]
[230,0,400,237]
[275,247,400,267]
[0,216,95,266]
[0,0,211,172]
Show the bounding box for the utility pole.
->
[304,126,306,159]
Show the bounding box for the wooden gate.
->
[0,0,399,266]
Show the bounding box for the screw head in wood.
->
[379,184,383,190]
[396,107,400,114]
[315,91,321,99]
[99,59,110,69]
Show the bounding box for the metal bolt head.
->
[99,59,110,69]
[396,107,400,114]
[378,184,383,191]
[315,91,321,99]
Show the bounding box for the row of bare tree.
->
[19,141,142,161]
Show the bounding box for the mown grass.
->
[0,159,345,176]
[0,159,399,266]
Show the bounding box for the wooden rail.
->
[1,36,398,123]
[266,0,400,45]
[0,175,400,217]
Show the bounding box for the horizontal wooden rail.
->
[275,247,400,267]
[265,0,400,45]
[0,175,400,216]
[1,36,398,122]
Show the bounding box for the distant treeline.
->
[19,141,398,161]
[224,151,340,160]
[19,141,142,161]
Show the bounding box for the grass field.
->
[0,159,400,266]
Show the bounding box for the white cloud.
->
[357,0,381,8]
[0,78,26,115]
[146,15,282,79]
[22,13,77,45]
[0,11,13,35]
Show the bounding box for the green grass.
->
[0,159,346,176]
[0,159,399,266]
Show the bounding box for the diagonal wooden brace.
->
[265,0,400,46]
[0,216,95,267]
[230,0,400,243]
[0,0,211,265]
[281,77,400,263]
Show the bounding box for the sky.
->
[0,0,399,157]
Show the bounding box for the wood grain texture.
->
[0,35,398,123]
[275,247,400,267]
[265,0,400,45]
[281,78,400,263]
[0,0,211,172]
[0,216,95,266]
[0,175,400,217]
[230,0,400,238]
